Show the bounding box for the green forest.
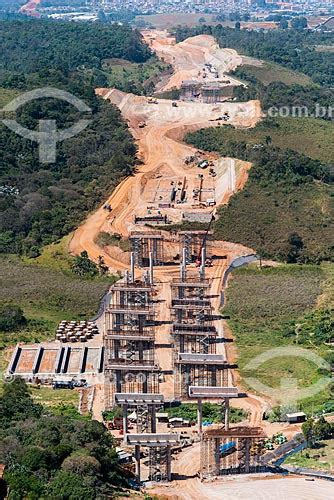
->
[187,122,333,263]
[0,378,128,499]
[0,20,151,72]
[179,25,333,264]
[0,20,151,255]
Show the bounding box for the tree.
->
[47,470,95,500]
[286,232,304,263]
[62,454,101,476]
[314,416,333,441]
[291,17,308,30]
[72,251,98,277]
[235,21,241,30]
[279,19,289,29]
[0,304,26,331]
[0,378,42,426]
[97,255,109,275]
[302,417,316,446]
[199,17,206,24]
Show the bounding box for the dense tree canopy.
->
[0,378,127,498]
[0,19,151,73]
[0,19,146,255]
[187,126,333,263]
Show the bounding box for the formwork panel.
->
[85,348,100,372]
[15,348,37,373]
[67,348,82,373]
[38,349,58,374]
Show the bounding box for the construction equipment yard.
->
[8,30,333,499]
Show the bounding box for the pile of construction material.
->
[55,321,98,343]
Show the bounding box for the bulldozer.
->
[147,97,158,104]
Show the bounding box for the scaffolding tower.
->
[170,255,229,399]
[174,353,230,400]
[130,231,164,267]
[125,434,179,483]
[179,230,213,264]
[200,427,266,478]
[104,279,160,409]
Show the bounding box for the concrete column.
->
[197,398,203,434]
[166,444,172,481]
[116,370,121,392]
[150,405,157,433]
[182,247,187,268]
[201,246,206,267]
[224,397,230,431]
[122,403,128,438]
[130,252,135,282]
[135,445,141,484]
[245,438,250,473]
[149,251,154,285]
[215,438,220,476]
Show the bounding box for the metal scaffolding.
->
[125,434,179,483]
[170,262,227,398]
[104,278,160,409]
[200,427,266,478]
[130,231,164,267]
[179,230,213,264]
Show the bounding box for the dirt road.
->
[143,30,244,90]
[66,30,305,496]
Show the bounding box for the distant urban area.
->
[1,0,333,27]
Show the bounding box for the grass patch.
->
[236,62,314,87]
[103,57,171,95]
[164,402,246,424]
[95,231,131,252]
[30,386,79,409]
[187,119,333,262]
[0,87,19,107]
[223,264,333,413]
[284,439,334,471]
[192,117,333,165]
[134,13,218,29]
[0,254,110,349]
[24,235,74,273]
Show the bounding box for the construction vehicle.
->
[138,121,146,128]
[198,160,208,169]
[147,97,158,104]
[172,101,178,107]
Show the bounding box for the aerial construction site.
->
[7,30,328,499]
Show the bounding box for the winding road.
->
[68,31,331,498]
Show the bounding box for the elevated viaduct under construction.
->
[101,228,265,483]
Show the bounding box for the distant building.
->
[286,412,306,423]
[180,80,236,103]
